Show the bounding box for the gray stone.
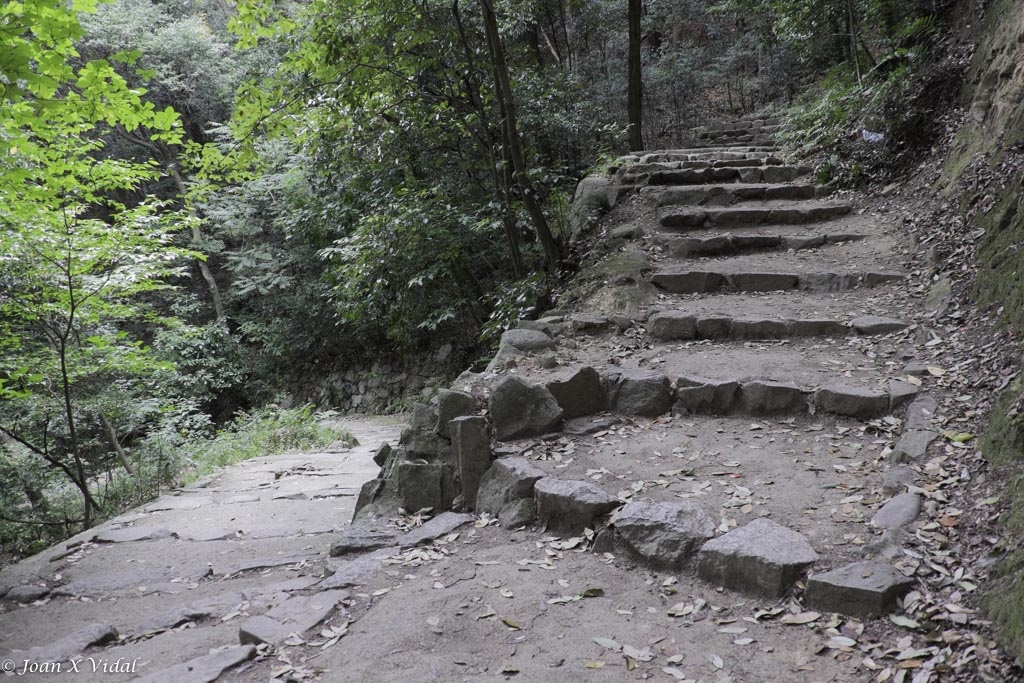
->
[851,316,910,335]
[569,313,610,334]
[728,272,799,292]
[890,429,938,463]
[354,478,387,518]
[740,380,807,415]
[697,518,818,598]
[372,442,392,467]
[804,561,915,618]
[498,498,537,528]
[14,623,118,664]
[605,368,673,417]
[449,416,491,509]
[133,645,256,683]
[537,353,558,369]
[871,493,922,529]
[178,528,239,542]
[696,316,733,338]
[904,394,939,430]
[802,272,859,292]
[500,328,556,352]
[319,548,392,589]
[535,478,619,533]
[399,427,451,461]
[888,380,920,409]
[476,457,547,516]
[489,375,564,441]
[410,403,438,430]
[563,416,620,436]
[789,319,849,337]
[238,614,292,646]
[647,311,697,341]
[611,224,643,239]
[607,500,715,569]
[518,319,558,336]
[4,584,50,603]
[437,390,477,437]
[399,512,474,547]
[783,235,826,250]
[881,466,916,494]
[329,526,398,557]
[731,318,792,339]
[813,385,890,419]
[902,360,930,377]
[239,589,347,645]
[865,271,906,286]
[674,375,740,414]
[92,526,174,543]
[546,366,607,419]
[650,270,725,294]
[396,461,456,513]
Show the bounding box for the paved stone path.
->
[0,416,402,682]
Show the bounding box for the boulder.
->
[395,461,457,513]
[489,376,564,441]
[881,466,916,494]
[647,311,698,341]
[476,457,547,516]
[436,389,476,437]
[399,427,451,462]
[498,498,537,528]
[372,442,392,467]
[449,416,491,509]
[871,493,921,529]
[500,328,556,352]
[697,518,818,598]
[605,500,715,569]
[545,366,606,419]
[674,375,740,414]
[535,478,618,533]
[604,368,673,417]
[804,561,915,618]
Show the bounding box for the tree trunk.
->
[167,166,226,321]
[480,0,561,271]
[100,414,134,475]
[628,0,644,151]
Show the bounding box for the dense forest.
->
[0,0,953,557]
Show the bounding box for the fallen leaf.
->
[708,653,724,669]
[889,615,920,629]
[585,661,605,669]
[593,637,622,651]
[780,611,821,625]
[827,636,857,649]
[501,617,521,630]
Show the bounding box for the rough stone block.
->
[436,389,476,437]
[740,380,807,415]
[546,366,606,419]
[399,427,451,462]
[674,375,740,414]
[782,235,826,251]
[804,562,914,618]
[708,207,770,226]
[890,429,938,463]
[449,416,491,510]
[904,394,939,431]
[535,478,618,533]
[731,318,793,339]
[329,526,398,557]
[647,311,698,341]
[489,376,563,441]
[395,461,455,513]
[732,235,782,251]
[605,368,673,417]
[696,316,733,338]
[134,645,256,683]
[651,271,726,294]
[476,457,547,516]
[498,498,537,528]
[788,319,849,337]
[372,442,392,467]
[802,272,859,292]
[728,272,799,292]
[399,511,474,547]
[881,466,916,494]
[888,380,919,410]
[814,385,890,420]
[500,328,556,352]
[607,500,715,569]
[570,313,610,334]
[697,518,818,598]
[660,211,708,229]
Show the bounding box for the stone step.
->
[699,123,783,138]
[614,157,787,178]
[644,164,811,186]
[650,269,906,294]
[645,311,910,342]
[637,148,780,163]
[655,232,866,258]
[660,200,853,229]
[674,376,919,419]
[652,183,817,206]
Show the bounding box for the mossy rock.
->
[981,377,1024,468]
[983,546,1024,664]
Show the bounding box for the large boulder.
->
[436,389,477,437]
[489,376,564,441]
[804,561,915,618]
[449,416,491,510]
[476,457,546,516]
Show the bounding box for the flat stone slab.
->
[697,518,818,598]
[319,548,394,589]
[535,478,619,533]
[606,500,715,569]
[329,526,399,557]
[3,584,50,603]
[890,429,938,463]
[398,512,474,547]
[804,561,915,618]
[881,466,916,494]
[93,526,175,543]
[134,645,256,683]
[146,495,214,511]
[177,528,240,542]
[905,394,939,430]
[238,589,348,645]
[814,385,890,419]
[11,622,118,663]
[871,493,922,529]
[851,316,910,335]
[477,457,547,516]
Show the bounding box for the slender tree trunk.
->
[480,0,561,271]
[847,0,863,88]
[167,166,226,320]
[628,0,644,151]
[100,414,134,475]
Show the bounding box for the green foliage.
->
[479,272,552,349]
